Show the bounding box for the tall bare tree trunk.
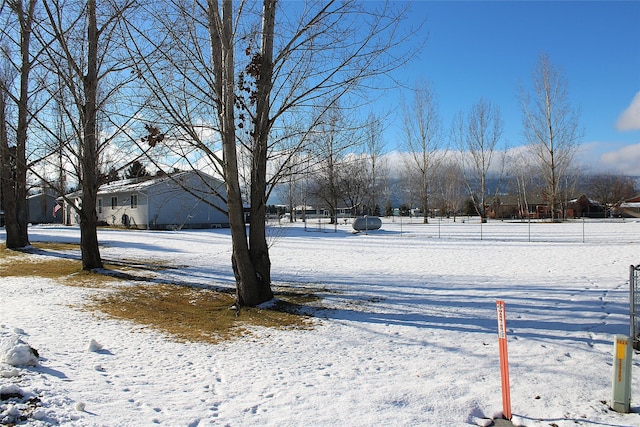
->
[0,95,22,247]
[2,0,35,249]
[402,82,445,225]
[521,54,581,223]
[247,0,276,304]
[209,0,272,307]
[79,0,103,269]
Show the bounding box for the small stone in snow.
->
[510,415,526,427]
[5,404,20,416]
[471,416,493,427]
[87,339,103,352]
[33,409,47,420]
[1,368,20,378]
[75,401,86,412]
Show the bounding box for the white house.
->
[62,171,229,229]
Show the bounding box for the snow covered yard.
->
[2,218,640,426]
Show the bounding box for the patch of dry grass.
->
[31,242,81,252]
[1,244,317,343]
[89,284,314,344]
[0,256,80,278]
[1,243,82,278]
[0,243,120,287]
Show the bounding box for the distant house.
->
[61,171,229,229]
[485,194,549,220]
[29,190,62,224]
[0,189,62,226]
[566,195,606,218]
[485,195,521,219]
[618,195,640,218]
[485,193,609,220]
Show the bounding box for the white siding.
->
[89,171,228,229]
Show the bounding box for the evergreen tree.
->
[125,160,149,179]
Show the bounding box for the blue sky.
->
[381,0,640,175]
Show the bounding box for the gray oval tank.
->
[352,216,382,232]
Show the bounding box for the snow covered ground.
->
[2,218,640,426]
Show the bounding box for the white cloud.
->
[599,143,640,175]
[616,92,640,131]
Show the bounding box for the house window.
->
[131,194,138,209]
[97,198,102,214]
[111,196,117,209]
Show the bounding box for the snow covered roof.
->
[98,171,223,195]
[64,171,224,199]
[98,175,161,194]
[568,195,602,205]
[294,205,314,210]
[620,202,640,209]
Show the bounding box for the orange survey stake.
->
[496,300,512,420]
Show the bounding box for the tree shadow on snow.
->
[280,272,629,349]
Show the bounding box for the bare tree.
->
[338,155,368,216]
[0,73,13,230]
[505,148,540,220]
[127,0,416,306]
[40,0,139,269]
[432,158,465,220]
[0,0,38,249]
[453,98,504,222]
[401,82,446,223]
[521,53,582,221]
[396,163,420,217]
[309,103,357,225]
[363,113,387,216]
[587,173,636,216]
